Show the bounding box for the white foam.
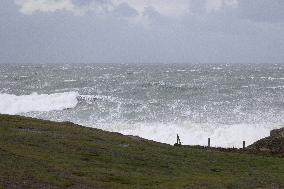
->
[85,121,280,148]
[64,79,77,82]
[212,67,223,70]
[0,92,79,115]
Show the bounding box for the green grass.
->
[0,114,284,188]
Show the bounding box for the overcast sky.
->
[1,0,284,64]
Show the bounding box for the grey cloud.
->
[238,0,284,23]
[112,3,138,17]
[190,0,206,14]
[1,0,284,64]
[71,0,95,6]
[73,0,110,4]
[143,6,162,20]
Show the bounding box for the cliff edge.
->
[248,127,284,153]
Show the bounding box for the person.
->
[176,134,182,145]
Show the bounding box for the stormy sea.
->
[0,63,283,148]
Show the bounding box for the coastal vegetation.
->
[0,114,284,188]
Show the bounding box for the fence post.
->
[243,141,245,149]
[208,138,210,147]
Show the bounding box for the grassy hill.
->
[0,114,284,188]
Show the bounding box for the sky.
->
[0,0,284,64]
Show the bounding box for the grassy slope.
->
[0,114,284,189]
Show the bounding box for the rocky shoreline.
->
[248,127,284,153]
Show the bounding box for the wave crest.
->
[0,92,79,115]
[88,121,275,148]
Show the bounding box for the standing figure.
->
[175,134,182,146]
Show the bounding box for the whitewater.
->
[0,63,283,147]
[0,92,78,114]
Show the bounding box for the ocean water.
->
[0,63,283,147]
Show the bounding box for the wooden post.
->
[208,138,210,147]
[243,141,245,149]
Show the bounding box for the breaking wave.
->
[1,63,283,148]
[0,92,79,115]
[85,121,277,148]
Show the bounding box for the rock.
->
[248,127,284,153]
[270,127,284,138]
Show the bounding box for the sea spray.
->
[1,63,283,148]
[79,121,275,148]
[0,92,79,114]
